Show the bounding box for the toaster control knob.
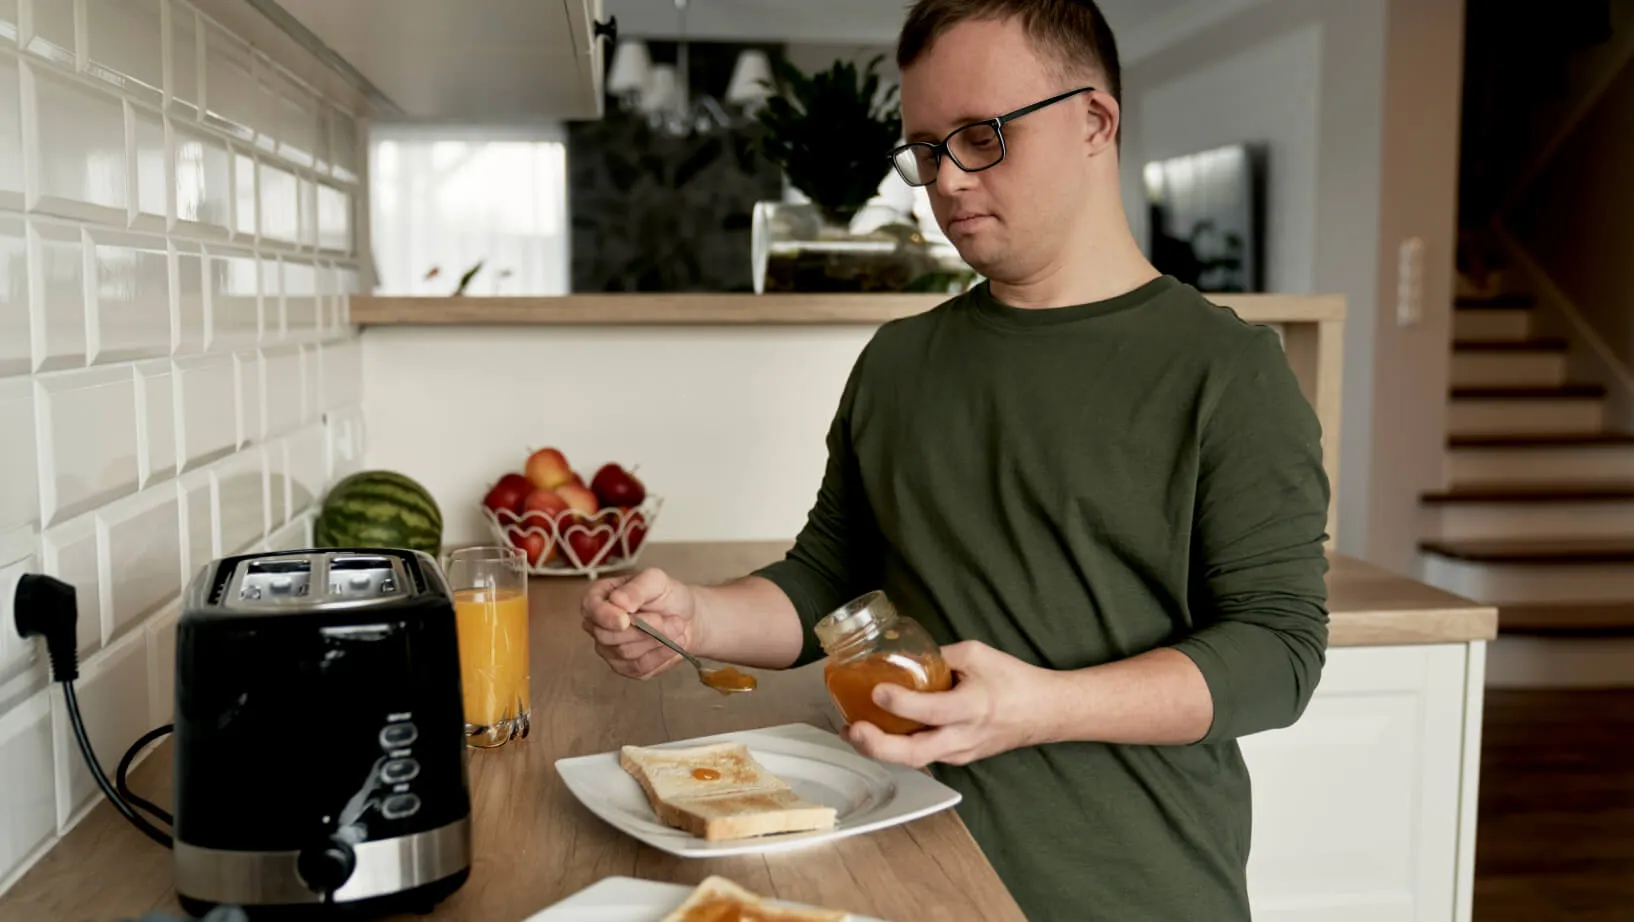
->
[379,723,418,749]
[296,838,356,895]
[382,793,422,820]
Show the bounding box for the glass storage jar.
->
[814,591,953,735]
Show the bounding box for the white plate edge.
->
[525,875,891,922]
[553,723,962,858]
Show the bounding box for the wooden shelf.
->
[351,292,1347,327]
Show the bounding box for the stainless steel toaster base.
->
[174,816,470,906]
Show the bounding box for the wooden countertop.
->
[0,543,1026,922]
[0,541,1490,922]
[1324,552,1497,645]
[352,292,1347,327]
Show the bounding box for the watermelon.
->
[314,470,443,557]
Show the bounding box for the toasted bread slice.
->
[620,742,837,842]
[659,875,849,922]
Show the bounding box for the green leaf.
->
[753,53,903,222]
[454,260,484,295]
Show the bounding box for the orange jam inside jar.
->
[815,591,953,736]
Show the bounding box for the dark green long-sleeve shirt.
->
[754,275,1330,922]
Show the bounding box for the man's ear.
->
[1085,91,1120,156]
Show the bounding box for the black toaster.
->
[172,548,471,919]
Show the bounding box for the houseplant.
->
[750,54,938,293]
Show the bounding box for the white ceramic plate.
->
[553,722,961,858]
[521,876,889,922]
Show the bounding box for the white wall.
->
[0,0,367,895]
[1367,0,1464,573]
[362,324,875,548]
[1122,23,1322,295]
[1121,0,1463,576]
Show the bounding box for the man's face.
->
[899,17,1099,280]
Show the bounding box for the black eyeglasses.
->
[887,87,1096,187]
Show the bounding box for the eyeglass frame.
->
[887,86,1098,187]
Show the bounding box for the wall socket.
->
[1397,236,1425,326]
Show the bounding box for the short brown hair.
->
[897,0,1122,109]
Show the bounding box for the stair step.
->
[1449,432,1634,447]
[1451,338,1566,352]
[1448,385,1606,437]
[1420,537,1634,563]
[1453,308,1533,341]
[1455,295,1536,309]
[1423,482,1634,503]
[1499,602,1634,636]
[1446,432,1634,487]
[1421,542,1634,604]
[1451,384,1606,399]
[1450,344,1567,388]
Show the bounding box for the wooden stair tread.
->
[1451,337,1567,352]
[1449,431,1634,448]
[1499,602,1634,636]
[1450,383,1606,399]
[1455,295,1536,309]
[1420,537,1634,563]
[1422,482,1634,503]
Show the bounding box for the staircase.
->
[1420,291,1634,638]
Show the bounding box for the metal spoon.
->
[629,616,757,695]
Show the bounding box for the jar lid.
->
[814,590,896,653]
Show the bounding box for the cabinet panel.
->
[1243,644,1473,922]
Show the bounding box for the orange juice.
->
[453,587,531,737]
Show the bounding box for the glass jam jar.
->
[814,591,953,735]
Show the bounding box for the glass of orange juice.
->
[443,546,530,749]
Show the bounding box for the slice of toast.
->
[620,741,837,842]
[659,875,849,922]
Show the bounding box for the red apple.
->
[554,482,599,517]
[506,527,550,566]
[625,516,648,556]
[522,488,570,524]
[482,473,533,515]
[566,529,612,567]
[590,463,646,508]
[524,447,574,491]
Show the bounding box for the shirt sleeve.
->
[1169,325,1332,743]
[752,345,885,667]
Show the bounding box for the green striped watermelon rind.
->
[315,470,444,556]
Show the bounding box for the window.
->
[368,125,570,296]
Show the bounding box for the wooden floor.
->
[1474,688,1634,921]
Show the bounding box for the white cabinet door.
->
[1241,644,1474,922]
[560,0,606,117]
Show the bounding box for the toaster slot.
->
[325,555,403,599]
[238,557,313,601]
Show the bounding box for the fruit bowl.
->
[481,450,660,578]
[481,496,663,579]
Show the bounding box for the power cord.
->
[118,723,176,826]
[14,574,174,849]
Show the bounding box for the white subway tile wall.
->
[0,54,23,207]
[28,219,88,370]
[0,217,25,375]
[0,0,364,894]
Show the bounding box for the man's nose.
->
[936,153,975,192]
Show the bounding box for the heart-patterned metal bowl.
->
[480,495,663,578]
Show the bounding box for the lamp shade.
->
[607,40,651,95]
[641,64,679,114]
[725,49,773,106]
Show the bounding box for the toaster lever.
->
[296,836,357,898]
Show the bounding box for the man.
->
[581,1,1330,918]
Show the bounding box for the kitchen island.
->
[348,291,1344,550]
[0,541,1494,922]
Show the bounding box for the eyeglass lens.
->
[893,122,1003,186]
